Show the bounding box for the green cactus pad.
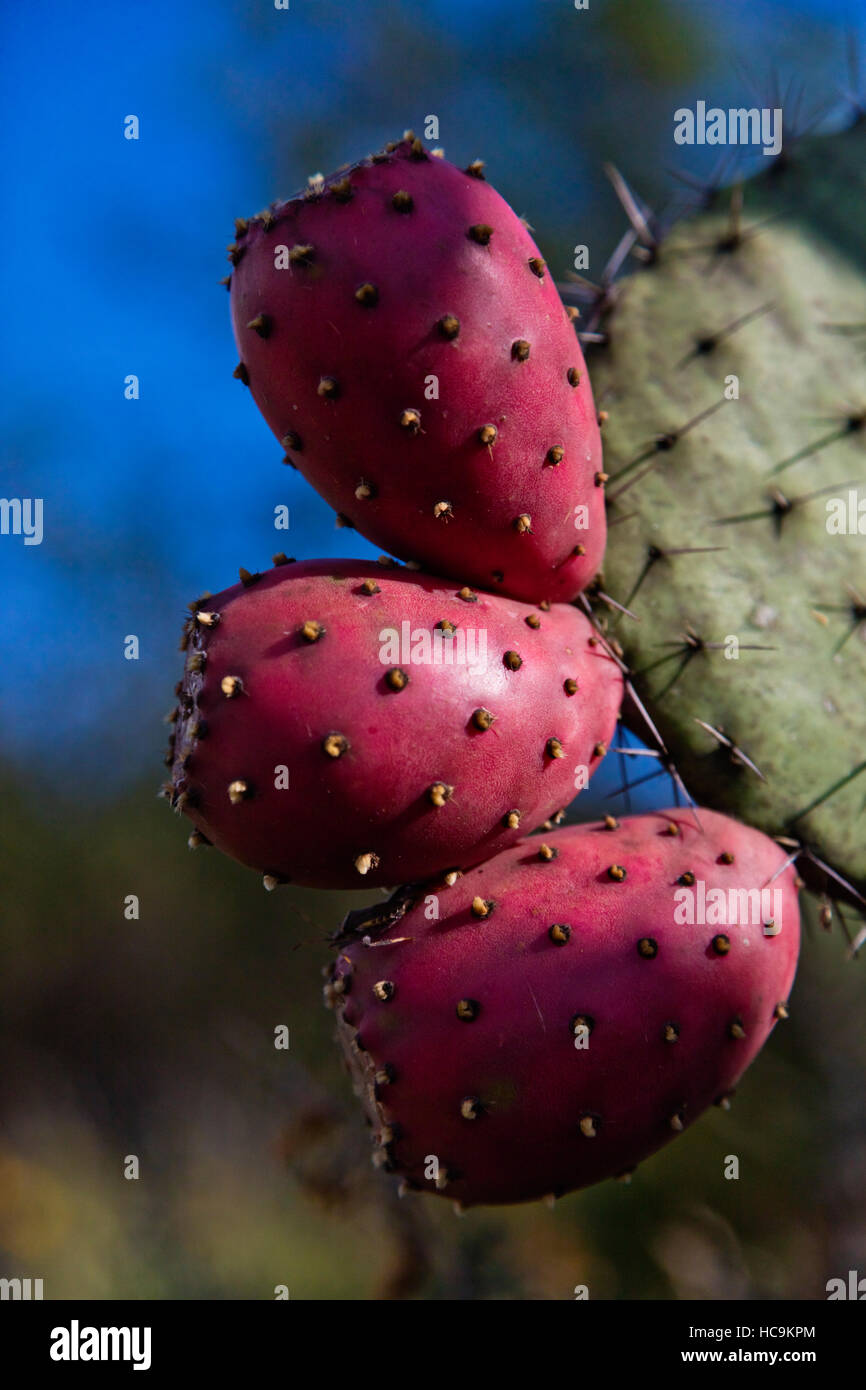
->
[587,119,866,900]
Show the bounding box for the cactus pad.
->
[587,119,866,902]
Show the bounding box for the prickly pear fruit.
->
[228,136,605,604]
[167,558,622,889]
[328,809,800,1206]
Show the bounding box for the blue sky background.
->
[0,0,861,803]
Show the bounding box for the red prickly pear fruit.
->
[228,137,605,604]
[169,559,622,889]
[328,809,801,1206]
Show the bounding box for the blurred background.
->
[1,0,864,1299]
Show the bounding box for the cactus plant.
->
[161,112,864,1219]
[584,116,866,913]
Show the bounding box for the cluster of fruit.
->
[164,134,799,1207]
